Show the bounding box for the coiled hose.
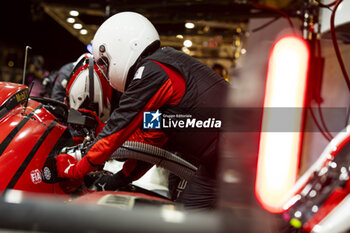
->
[111,141,197,181]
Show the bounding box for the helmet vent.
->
[99,45,106,53]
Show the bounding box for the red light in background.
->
[255,35,310,213]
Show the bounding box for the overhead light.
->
[181,47,190,55]
[183,40,192,48]
[235,39,240,47]
[241,48,247,54]
[185,22,195,29]
[66,17,75,23]
[8,61,14,67]
[73,23,82,29]
[80,29,88,35]
[69,10,79,17]
[176,34,183,39]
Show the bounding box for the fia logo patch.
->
[30,169,42,184]
[143,110,161,129]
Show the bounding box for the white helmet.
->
[66,55,113,122]
[92,12,160,92]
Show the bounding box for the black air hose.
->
[111,141,197,181]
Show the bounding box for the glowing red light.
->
[255,35,310,213]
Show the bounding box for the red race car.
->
[0,81,196,207]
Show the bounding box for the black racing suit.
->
[84,47,230,209]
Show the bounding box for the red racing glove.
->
[56,154,98,179]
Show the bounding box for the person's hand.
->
[85,171,130,191]
[60,143,86,161]
[56,154,97,179]
[78,109,106,135]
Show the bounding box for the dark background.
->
[0,0,301,72]
[1,1,86,71]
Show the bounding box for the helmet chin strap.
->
[87,56,100,116]
[88,56,95,106]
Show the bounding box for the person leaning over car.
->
[55,12,230,210]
